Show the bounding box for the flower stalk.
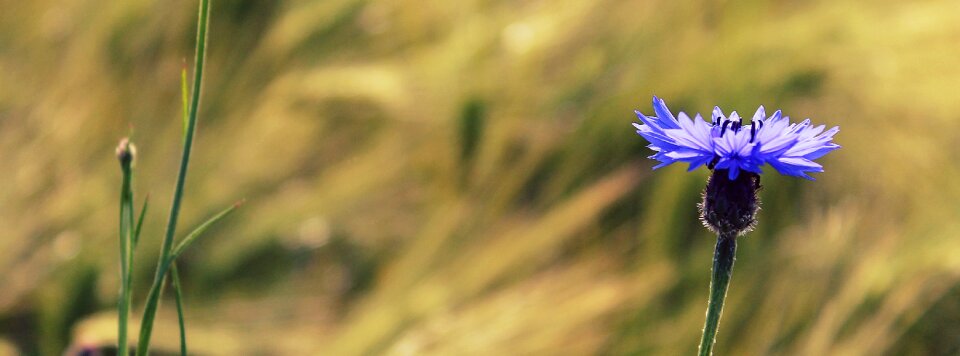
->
[695,168,756,355]
[116,139,136,356]
[698,233,736,356]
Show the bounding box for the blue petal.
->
[652,96,680,129]
[751,106,765,124]
[727,165,740,180]
[803,143,841,160]
[687,155,714,171]
[767,110,783,122]
[712,106,725,122]
[633,98,839,180]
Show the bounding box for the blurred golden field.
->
[2,0,960,354]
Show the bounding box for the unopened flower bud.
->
[116,138,136,168]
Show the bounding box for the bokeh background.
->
[2,0,960,354]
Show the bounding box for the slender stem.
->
[118,157,134,356]
[698,233,737,356]
[136,1,210,354]
[171,263,188,356]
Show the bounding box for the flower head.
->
[633,96,839,180]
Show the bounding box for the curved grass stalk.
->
[135,0,211,354]
[171,263,187,356]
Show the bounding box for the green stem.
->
[118,158,134,356]
[698,233,737,356]
[171,263,188,356]
[136,1,210,354]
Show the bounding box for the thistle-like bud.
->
[699,169,760,237]
[115,138,136,168]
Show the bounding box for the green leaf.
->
[170,201,243,261]
[133,194,149,248]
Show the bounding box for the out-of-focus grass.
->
[2,0,960,354]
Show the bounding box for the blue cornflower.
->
[632,98,841,355]
[633,96,839,180]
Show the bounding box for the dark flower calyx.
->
[700,169,760,236]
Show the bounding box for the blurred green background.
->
[2,0,960,354]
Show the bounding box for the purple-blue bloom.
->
[633,96,840,180]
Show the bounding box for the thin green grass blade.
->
[136,0,211,354]
[181,64,189,143]
[133,195,149,248]
[134,200,238,356]
[171,263,188,356]
[170,201,242,261]
[116,139,135,356]
[135,259,171,356]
